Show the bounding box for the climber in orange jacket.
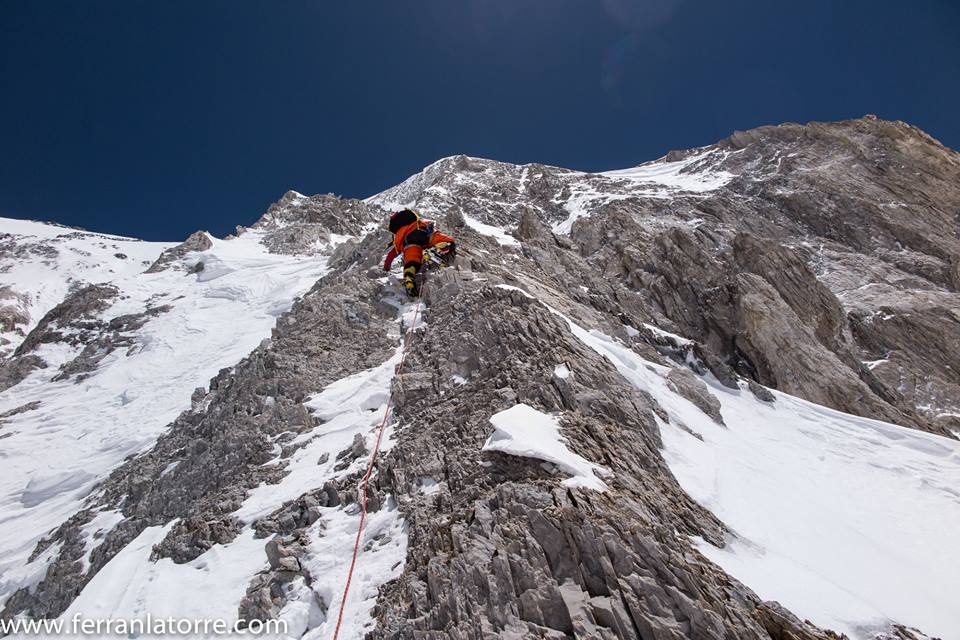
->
[383,208,456,297]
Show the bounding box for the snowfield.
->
[667,391,960,639]
[0,224,337,617]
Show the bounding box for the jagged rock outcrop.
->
[52,304,173,382]
[145,230,212,273]
[252,191,385,255]
[732,272,919,428]
[364,271,834,639]
[0,285,30,340]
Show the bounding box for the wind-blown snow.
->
[552,150,736,234]
[664,392,960,639]
[362,153,736,239]
[509,283,960,639]
[552,189,633,235]
[0,229,337,610]
[365,157,455,211]
[16,294,411,640]
[483,403,609,491]
[600,150,735,192]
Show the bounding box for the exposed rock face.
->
[0,284,119,391]
[14,284,119,356]
[370,278,788,639]
[0,220,169,358]
[145,230,212,273]
[252,191,384,255]
[371,117,960,437]
[0,354,46,394]
[0,285,30,340]
[52,304,173,382]
[2,117,957,638]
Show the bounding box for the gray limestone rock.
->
[665,368,725,425]
[747,380,776,403]
[733,273,936,433]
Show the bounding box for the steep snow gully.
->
[1,117,960,639]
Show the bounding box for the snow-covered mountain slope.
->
[52,300,411,640]
[0,217,173,358]
[2,117,959,640]
[0,219,359,622]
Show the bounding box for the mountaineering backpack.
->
[388,208,420,233]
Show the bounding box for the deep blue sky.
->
[1,1,958,240]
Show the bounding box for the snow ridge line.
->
[332,276,428,640]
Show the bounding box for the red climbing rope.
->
[331,274,428,640]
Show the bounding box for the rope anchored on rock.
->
[331,272,429,640]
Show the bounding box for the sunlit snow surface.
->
[0,226,335,613]
[483,403,609,491]
[599,150,736,191]
[60,524,269,635]
[51,335,409,640]
[505,284,960,640]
